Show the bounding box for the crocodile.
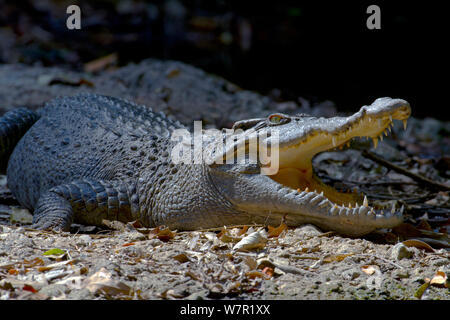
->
[0,93,411,236]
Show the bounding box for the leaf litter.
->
[0,216,448,300]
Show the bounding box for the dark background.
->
[0,0,447,119]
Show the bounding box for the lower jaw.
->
[269,167,362,206]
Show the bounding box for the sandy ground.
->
[0,221,448,300]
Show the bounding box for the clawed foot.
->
[31,217,71,232]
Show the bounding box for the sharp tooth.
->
[384,129,389,136]
[355,202,359,208]
[400,205,405,213]
[330,206,339,215]
[318,199,329,208]
[310,195,322,205]
[297,188,301,193]
[363,196,368,207]
[305,187,309,193]
[402,119,408,130]
[387,126,391,133]
[332,136,337,147]
[348,203,352,208]
[389,115,393,122]
[372,137,378,148]
[346,141,351,148]
[367,209,375,219]
[379,134,383,141]
[359,206,369,215]
[303,192,315,201]
[320,191,324,196]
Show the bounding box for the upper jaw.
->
[270,98,410,153]
[212,97,410,169]
[261,98,411,172]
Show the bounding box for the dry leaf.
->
[323,253,354,263]
[414,281,430,299]
[267,218,288,238]
[217,227,241,243]
[166,68,181,79]
[430,270,447,287]
[402,239,435,252]
[187,233,200,250]
[226,281,241,292]
[245,270,268,279]
[122,242,135,247]
[84,53,118,73]
[85,267,131,296]
[217,227,234,243]
[148,226,175,242]
[184,270,200,281]
[361,265,380,275]
[173,253,190,263]
[22,285,38,293]
[38,259,77,272]
[8,269,19,275]
[417,219,433,231]
[262,267,274,278]
[361,265,375,275]
[237,226,249,236]
[23,258,44,268]
[232,229,268,252]
[37,74,94,87]
[161,289,185,299]
[129,220,143,229]
[242,256,258,270]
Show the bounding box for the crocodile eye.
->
[269,115,282,123]
[268,114,288,125]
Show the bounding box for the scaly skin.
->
[2,94,411,236]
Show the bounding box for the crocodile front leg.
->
[32,179,140,231]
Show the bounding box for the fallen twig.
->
[271,262,316,275]
[362,150,450,191]
[178,224,265,234]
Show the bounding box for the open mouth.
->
[266,102,411,214]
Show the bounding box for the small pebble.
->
[147,239,162,247]
[294,224,322,237]
[390,243,414,260]
[77,235,92,245]
[392,269,410,279]
[120,231,147,242]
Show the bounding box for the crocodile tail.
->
[0,108,40,173]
